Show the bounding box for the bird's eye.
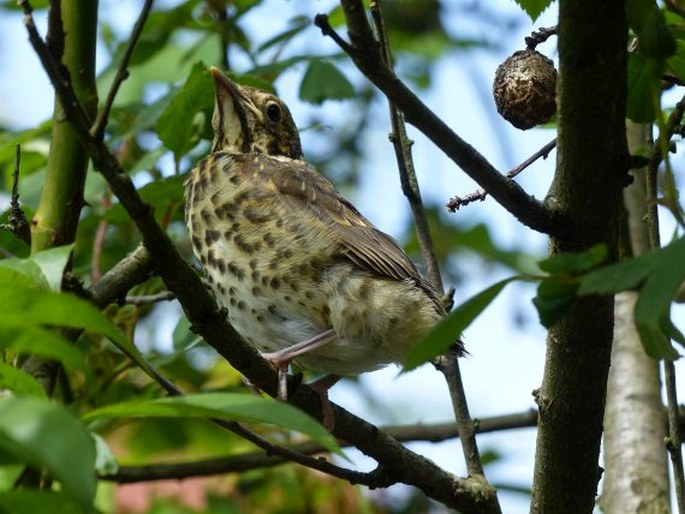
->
[265,102,282,123]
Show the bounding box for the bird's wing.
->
[247,154,424,284]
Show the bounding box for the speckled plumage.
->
[185,68,445,388]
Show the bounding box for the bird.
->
[185,67,453,426]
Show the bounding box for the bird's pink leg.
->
[261,328,338,401]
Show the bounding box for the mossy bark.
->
[30,0,99,253]
[26,0,98,395]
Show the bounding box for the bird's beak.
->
[209,66,254,153]
[210,66,241,106]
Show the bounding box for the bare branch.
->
[91,0,154,140]
[525,26,557,51]
[369,0,443,291]
[0,145,31,244]
[104,410,539,483]
[447,138,557,211]
[314,6,566,238]
[125,291,176,305]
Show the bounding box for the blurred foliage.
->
[1,0,683,512]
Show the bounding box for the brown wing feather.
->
[251,155,423,284]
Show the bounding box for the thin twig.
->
[105,409,539,483]
[369,0,490,487]
[0,145,30,244]
[91,193,111,283]
[125,291,176,305]
[369,0,443,292]
[665,361,685,512]
[525,26,557,51]
[447,138,557,211]
[91,0,155,140]
[645,94,685,512]
[435,352,484,476]
[314,6,565,238]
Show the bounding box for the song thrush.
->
[185,67,450,423]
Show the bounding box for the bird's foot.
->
[260,329,339,402]
[309,374,342,430]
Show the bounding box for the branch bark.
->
[530,1,628,512]
[315,2,566,237]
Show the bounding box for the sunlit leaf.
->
[0,397,95,510]
[83,393,342,455]
[0,363,46,398]
[512,0,555,22]
[0,284,159,382]
[31,244,74,291]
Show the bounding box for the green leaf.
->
[0,491,82,514]
[0,245,73,292]
[92,433,119,476]
[0,259,47,289]
[31,244,74,291]
[532,279,579,328]
[0,325,90,376]
[0,284,159,383]
[299,60,355,105]
[667,40,685,86]
[512,0,555,22]
[0,363,46,398]
[627,0,676,59]
[83,393,341,456]
[0,397,96,510]
[172,314,200,351]
[403,277,518,371]
[627,53,661,122]
[537,244,608,275]
[157,62,214,159]
[579,237,685,359]
[104,175,185,223]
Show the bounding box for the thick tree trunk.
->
[530,1,628,512]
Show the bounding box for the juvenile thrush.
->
[185,67,449,422]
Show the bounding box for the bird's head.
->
[209,67,303,159]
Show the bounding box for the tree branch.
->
[314,5,567,238]
[0,145,31,244]
[368,4,495,506]
[19,3,497,511]
[447,139,557,211]
[91,0,154,140]
[104,410,539,483]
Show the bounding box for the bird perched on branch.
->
[185,67,452,426]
